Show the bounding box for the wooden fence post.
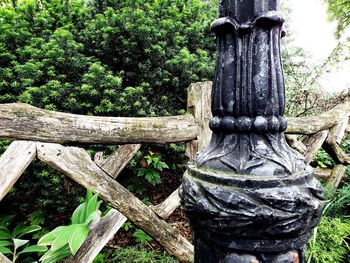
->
[0,141,36,201]
[186,82,212,159]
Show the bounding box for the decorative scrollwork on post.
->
[180,1,324,262]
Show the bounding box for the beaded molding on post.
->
[209,115,287,133]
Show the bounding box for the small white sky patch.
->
[283,0,349,93]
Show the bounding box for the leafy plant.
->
[137,151,169,186]
[313,149,334,168]
[307,217,350,263]
[322,184,350,218]
[133,229,152,245]
[0,214,47,262]
[122,221,133,232]
[37,189,102,262]
[92,246,179,263]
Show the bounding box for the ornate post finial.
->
[180,1,324,262]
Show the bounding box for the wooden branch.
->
[0,103,198,144]
[0,90,349,145]
[328,165,347,188]
[0,253,11,263]
[65,209,127,263]
[313,168,332,180]
[70,145,135,263]
[0,141,36,201]
[323,136,350,165]
[186,82,212,159]
[329,117,348,143]
[150,188,180,219]
[94,144,141,179]
[285,135,307,155]
[303,130,329,164]
[37,143,194,263]
[286,101,350,134]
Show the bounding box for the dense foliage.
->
[306,137,350,263]
[0,0,216,116]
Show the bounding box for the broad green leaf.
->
[71,203,86,224]
[0,246,12,255]
[68,225,89,255]
[12,225,41,238]
[85,193,99,220]
[0,227,11,240]
[18,245,47,255]
[78,203,87,224]
[0,240,12,247]
[40,244,70,263]
[13,238,29,249]
[51,225,77,252]
[85,189,93,203]
[38,226,66,246]
[20,244,47,255]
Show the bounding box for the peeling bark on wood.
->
[186,82,212,159]
[0,253,11,263]
[0,95,349,144]
[328,164,347,188]
[0,103,198,144]
[304,130,329,164]
[150,188,181,219]
[65,209,127,263]
[94,144,141,179]
[0,141,36,201]
[286,101,350,134]
[285,135,307,155]
[37,143,194,262]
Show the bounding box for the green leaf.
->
[12,225,41,238]
[85,193,99,220]
[137,168,146,177]
[0,246,12,255]
[40,244,71,263]
[71,203,86,224]
[85,189,93,203]
[133,229,152,244]
[0,240,12,247]
[13,238,29,249]
[18,245,47,255]
[51,225,76,252]
[78,203,87,224]
[0,227,11,240]
[38,226,66,246]
[68,225,89,255]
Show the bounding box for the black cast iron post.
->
[180,1,324,262]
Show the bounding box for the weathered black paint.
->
[180,1,324,262]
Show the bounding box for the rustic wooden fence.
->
[0,81,349,263]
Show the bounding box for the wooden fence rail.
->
[0,81,349,263]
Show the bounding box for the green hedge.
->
[0,0,216,116]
